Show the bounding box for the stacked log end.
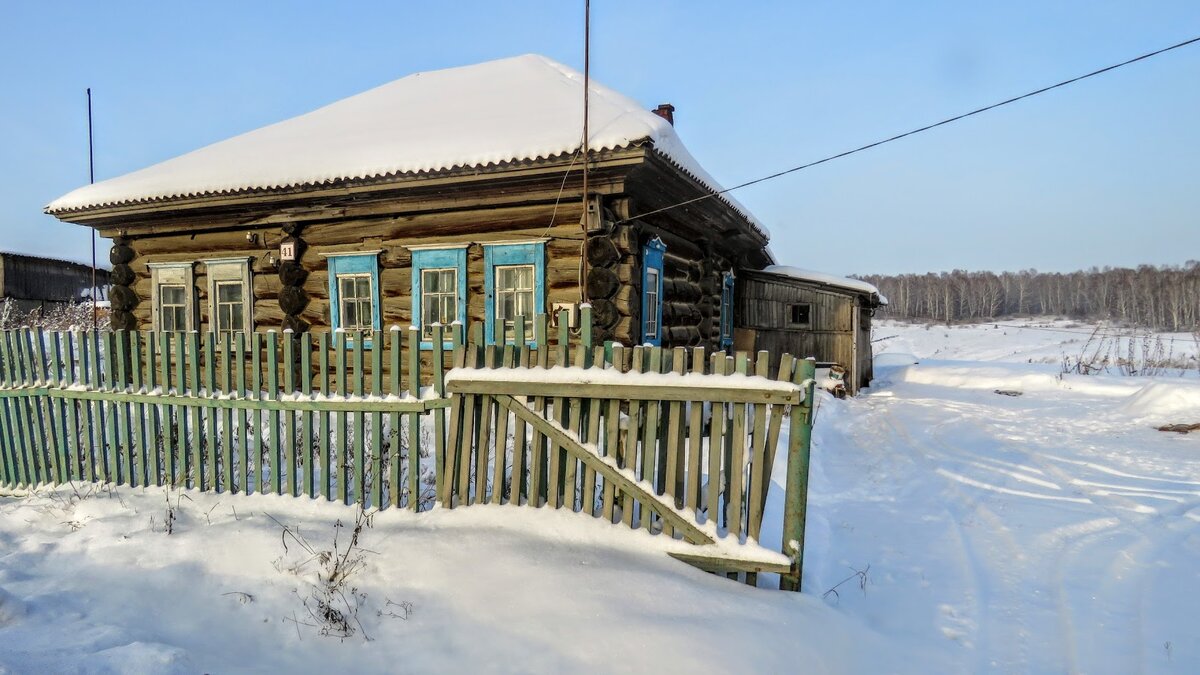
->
[277,223,310,333]
[108,237,138,331]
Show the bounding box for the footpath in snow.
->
[799,320,1200,673]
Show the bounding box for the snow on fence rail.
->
[0,309,818,590]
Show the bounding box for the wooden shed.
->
[46,55,771,362]
[0,251,108,316]
[734,266,886,394]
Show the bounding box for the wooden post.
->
[780,357,817,592]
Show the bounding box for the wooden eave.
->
[624,151,772,267]
[52,147,653,235]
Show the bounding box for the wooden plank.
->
[283,332,298,498]
[407,326,422,510]
[250,332,264,494]
[203,331,218,491]
[217,333,233,493]
[266,332,282,495]
[641,347,665,532]
[45,330,64,485]
[370,329,384,509]
[102,331,120,484]
[491,341,514,505]
[455,329,480,506]
[780,357,817,592]
[562,346,587,511]
[235,333,249,494]
[389,327,402,507]
[318,332,332,501]
[431,324,449,508]
[352,332,366,505]
[662,346,687,538]
[624,345,643,528]
[129,332,146,487]
[601,344,622,523]
[335,331,349,504]
[685,347,705,513]
[581,344,604,516]
[172,329,186,482]
[63,333,83,482]
[729,352,750,539]
[666,551,791,576]
[465,341,489,504]
[747,350,772,544]
[494,393,715,546]
[300,333,314,498]
[528,315,549,507]
[509,337,529,505]
[187,331,202,489]
[706,352,725,528]
[444,377,802,405]
[760,353,795,514]
[32,329,54,485]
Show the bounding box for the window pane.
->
[218,283,242,303]
[162,285,184,305]
[356,277,371,298]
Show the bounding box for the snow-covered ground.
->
[1,318,1198,673]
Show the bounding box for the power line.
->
[622,34,1200,225]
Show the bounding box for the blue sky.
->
[2,1,1197,275]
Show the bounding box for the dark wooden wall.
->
[735,272,875,393]
[0,254,107,303]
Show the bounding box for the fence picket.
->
[130,332,146,488]
[509,321,529,506]
[389,328,402,507]
[235,333,249,494]
[432,324,450,507]
[284,333,297,498]
[203,331,218,491]
[300,333,314,499]
[352,332,365,506]
[318,333,332,501]
[407,326,422,511]
[266,332,282,496]
[221,334,234,493]
[335,331,348,504]
[251,332,264,494]
[370,329,384,509]
[186,332,202,489]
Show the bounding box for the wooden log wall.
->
[122,201,589,378]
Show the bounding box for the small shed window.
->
[788,303,813,327]
[203,257,253,339]
[324,251,382,339]
[410,245,468,349]
[641,238,666,346]
[148,262,196,332]
[719,272,735,350]
[483,241,546,345]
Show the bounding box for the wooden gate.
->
[441,311,817,590]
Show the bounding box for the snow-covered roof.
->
[46,54,766,238]
[761,265,888,305]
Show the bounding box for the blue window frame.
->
[720,272,735,350]
[641,238,666,346]
[483,241,546,345]
[325,251,382,341]
[411,245,468,349]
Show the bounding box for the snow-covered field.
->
[1,318,1198,673]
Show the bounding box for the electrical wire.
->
[618,35,1200,225]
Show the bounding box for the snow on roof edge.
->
[761,265,888,305]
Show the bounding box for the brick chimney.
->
[652,103,675,126]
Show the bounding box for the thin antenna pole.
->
[87,88,97,330]
[580,0,590,304]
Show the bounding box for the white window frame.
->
[148,262,196,332]
[336,272,376,332]
[494,263,536,342]
[202,257,253,338]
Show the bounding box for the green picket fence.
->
[0,324,458,509]
[0,311,818,590]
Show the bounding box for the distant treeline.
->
[857,263,1200,331]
